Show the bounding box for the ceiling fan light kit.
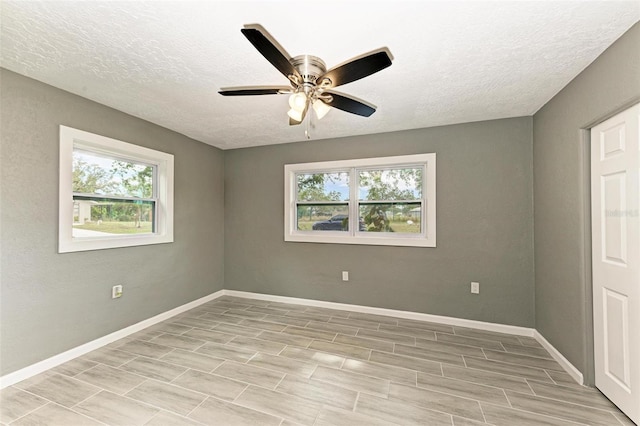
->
[219,24,393,137]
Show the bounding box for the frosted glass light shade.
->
[313,100,331,119]
[287,108,303,122]
[289,93,307,111]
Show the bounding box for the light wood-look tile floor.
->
[1,296,635,425]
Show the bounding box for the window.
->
[59,126,174,253]
[284,153,436,247]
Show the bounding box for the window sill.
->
[59,233,173,253]
[284,232,436,248]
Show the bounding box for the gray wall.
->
[225,117,535,327]
[0,69,225,375]
[533,22,640,384]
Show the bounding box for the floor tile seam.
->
[162,356,225,375]
[125,378,228,418]
[307,375,389,399]
[215,362,288,389]
[113,342,175,359]
[351,395,408,426]
[72,366,152,394]
[334,333,398,350]
[347,357,423,382]
[76,386,164,417]
[310,365,392,389]
[459,361,552,384]
[352,391,361,412]
[354,329,417,346]
[415,338,493,357]
[303,322,361,335]
[66,362,104,380]
[57,361,101,378]
[233,384,324,422]
[154,409,209,426]
[385,393,481,424]
[30,374,104,409]
[479,401,593,426]
[500,348,555,360]
[155,340,209,353]
[505,387,624,416]
[380,328,431,342]
[464,354,558,375]
[417,370,523,396]
[271,371,289,391]
[369,349,452,375]
[50,401,112,426]
[477,398,489,424]
[484,348,561,364]
[313,360,390,382]
[452,326,526,339]
[175,366,291,397]
[391,346,465,365]
[398,379,502,408]
[184,394,215,420]
[317,364,395,394]
[1,391,54,425]
[168,367,194,386]
[223,313,269,322]
[525,379,621,396]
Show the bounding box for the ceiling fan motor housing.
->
[290,55,328,92]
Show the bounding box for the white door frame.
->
[582,100,640,387]
[588,101,639,423]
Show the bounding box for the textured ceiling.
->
[1,1,638,149]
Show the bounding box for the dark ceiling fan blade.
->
[323,91,377,117]
[218,86,292,96]
[318,48,393,89]
[241,24,300,82]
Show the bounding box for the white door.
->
[592,102,640,424]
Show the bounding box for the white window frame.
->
[59,126,174,253]
[284,153,436,247]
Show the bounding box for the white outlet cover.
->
[112,285,123,298]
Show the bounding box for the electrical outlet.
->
[471,282,480,294]
[342,271,349,281]
[112,285,123,299]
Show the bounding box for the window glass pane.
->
[359,203,422,233]
[73,149,154,198]
[72,198,155,237]
[296,204,350,231]
[358,168,422,201]
[296,172,349,202]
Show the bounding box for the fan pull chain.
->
[305,106,315,140]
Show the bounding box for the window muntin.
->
[284,154,436,247]
[59,126,174,253]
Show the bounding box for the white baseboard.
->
[222,290,536,337]
[2,288,584,389]
[0,290,225,389]
[227,291,583,385]
[533,330,584,385]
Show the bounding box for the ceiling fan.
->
[219,24,393,128]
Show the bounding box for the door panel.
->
[603,288,630,391]
[602,172,627,264]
